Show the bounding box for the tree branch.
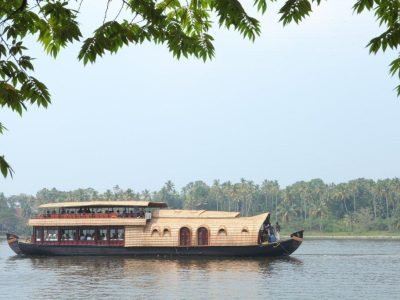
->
[0,0,28,26]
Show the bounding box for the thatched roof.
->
[152,209,242,218]
[38,201,167,209]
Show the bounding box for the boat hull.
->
[6,231,303,257]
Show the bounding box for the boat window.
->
[60,228,77,241]
[35,228,42,242]
[197,227,209,246]
[151,229,160,237]
[217,228,227,236]
[79,228,96,241]
[163,228,171,237]
[241,227,249,234]
[110,228,124,240]
[44,228,58,241]
[99,228,108,240]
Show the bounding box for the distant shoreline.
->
[304,235,400,240]
[279,231,400,240]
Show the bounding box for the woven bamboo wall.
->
[28,218,146,227]
[125,213,268,247]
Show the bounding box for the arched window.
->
[163,228,171,237]
[179,227,191,246]
[241,227,249,234]
[151,229,160,237]
[197,227,209,246]
[217,228,227,236]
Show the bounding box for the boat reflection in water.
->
[23,255,303,273]
[4,255,303,299]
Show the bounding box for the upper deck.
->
[29,200,167,225]
[34,200,166,217]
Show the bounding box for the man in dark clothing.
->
[275,222,281,233]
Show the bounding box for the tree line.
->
[1,178,400,235]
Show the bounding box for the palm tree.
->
[104,189,113,200]
[333,183,350,216]
[141,189,152,200]
[210,180,224,211]
[261,180,280,218]
[364,179,378,220]
[377,179,391,219]
[278,189,298,224]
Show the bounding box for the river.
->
[1,239,399,299]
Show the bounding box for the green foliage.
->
[0,192,29,234]
[78,20,151,64]
[0,155,14,178]
[353,0,400,94]
[1,0,400,177]
[38,1,82,57]
[279,0,312,25]
[254,0,268,14]
[153,180,182,208]
[212,0,261,41]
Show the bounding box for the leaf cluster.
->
[278,0,318,26]
[0,0,88,177]
[353,0,400,95]
[77,0,263,63]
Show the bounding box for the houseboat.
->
[6,200,304,257]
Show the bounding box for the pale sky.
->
[1,0,399,196]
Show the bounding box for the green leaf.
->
[254,0,267,14]
[0,155,14,178]
[0,122,7,134]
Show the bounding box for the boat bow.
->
[6,233,23,255]
[290,230,304,242]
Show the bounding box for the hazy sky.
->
[1,0,399,196]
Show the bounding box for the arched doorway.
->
[197,227,209,246]
[179,227,191,246]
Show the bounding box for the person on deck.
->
[276,222,281,233]
[269,226,277,242]
[275,222,281,240]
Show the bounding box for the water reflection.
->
[14,255,302,275]
[3,255,305,299]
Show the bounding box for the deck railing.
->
[32,212,146,219]
[33,239,124,246]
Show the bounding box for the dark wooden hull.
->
[6,231,304,257]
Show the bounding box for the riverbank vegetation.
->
[1,178,400,235]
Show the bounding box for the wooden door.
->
[179,227,191,246]
[197,227,209,246]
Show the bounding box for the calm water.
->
[1,239,399,299]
